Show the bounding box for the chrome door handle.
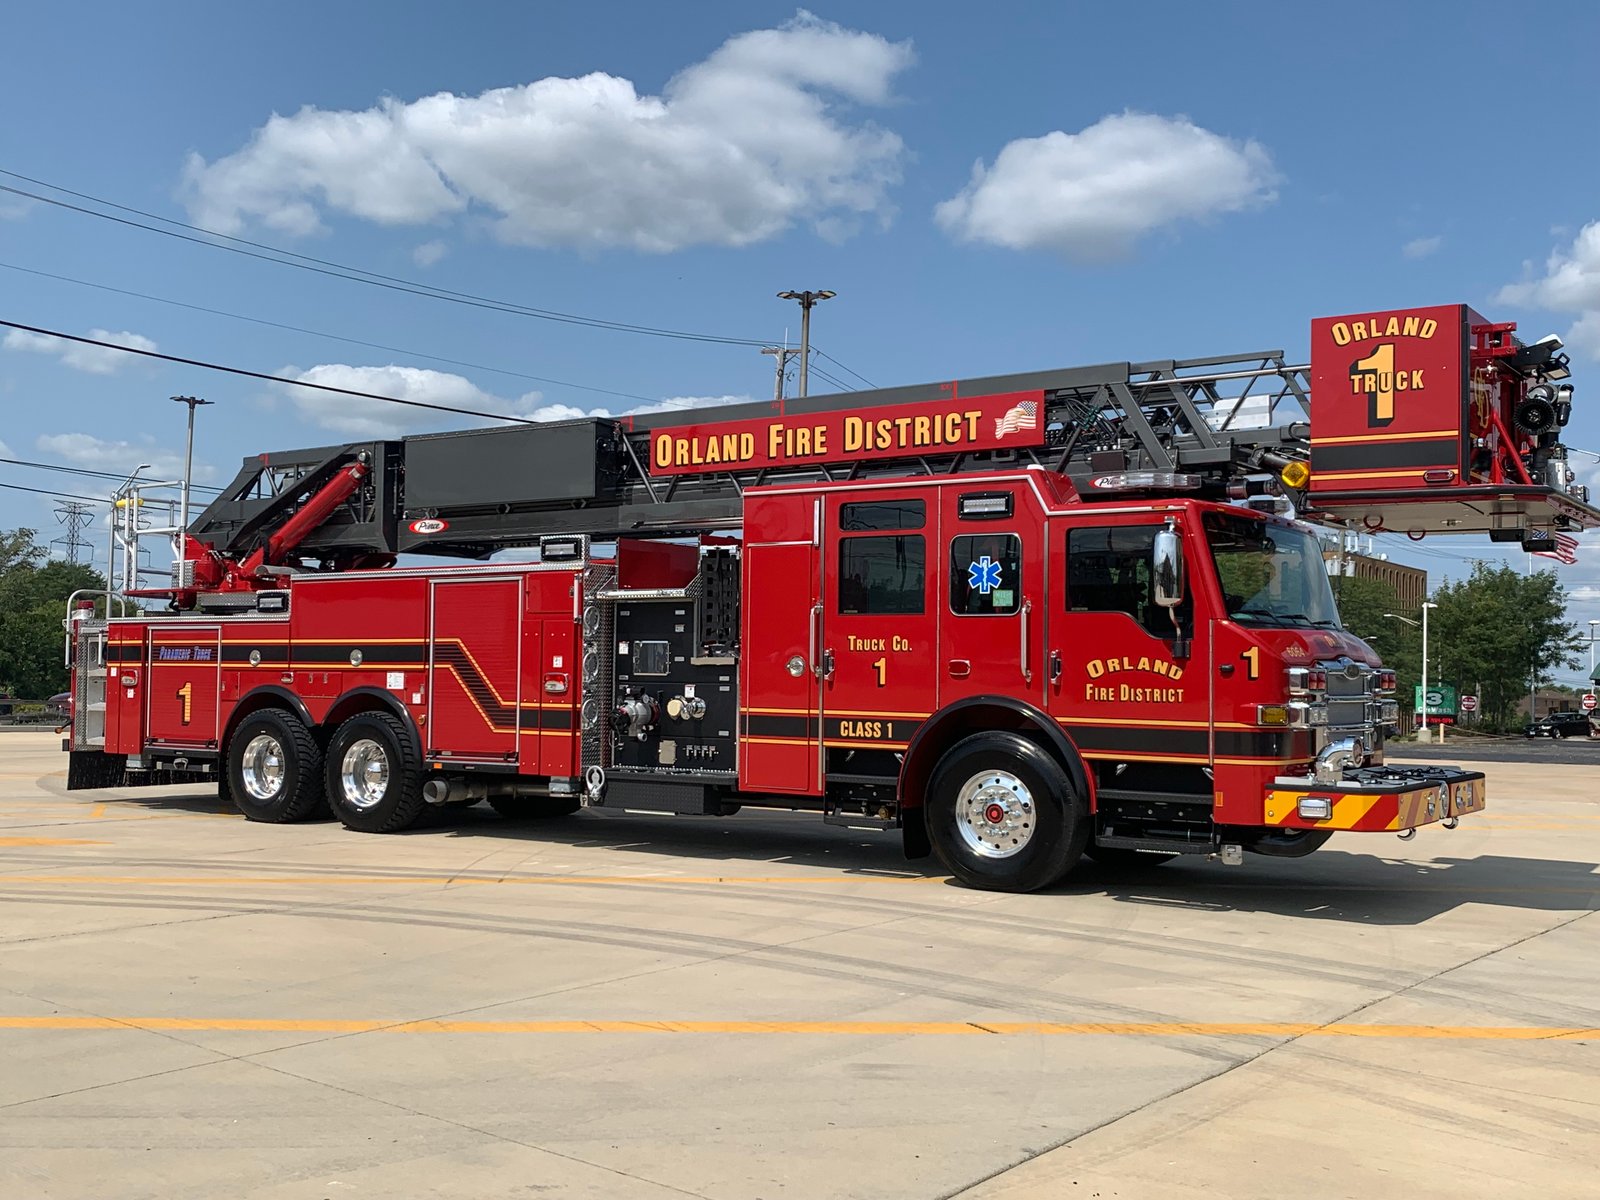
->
[1020,597,1033,684]
[809,603,822,678]
[948,659,971,678]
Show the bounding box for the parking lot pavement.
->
[1,730,1596,1200]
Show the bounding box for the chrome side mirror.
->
[1153,519,1185,608]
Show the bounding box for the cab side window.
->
[838,535,925,614]
[1066,526,1180,636]
[949,533,1021,615]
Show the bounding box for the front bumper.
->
[1265,765,1486,832]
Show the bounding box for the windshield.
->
[1205,513,1341,629]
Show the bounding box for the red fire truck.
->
[63,304,1591,891]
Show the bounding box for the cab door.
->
[1046,516,1214,795]
[938,485,1046,711]
[821,491,938,757]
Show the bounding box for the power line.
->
[0,319,532,424]
[0,168,876,387]
[0,455,224,493]
[813,348,875,389]
[0,480,108,504]
[0,261,657,406]
[0,172,770,347]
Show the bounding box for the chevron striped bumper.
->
[1265,768,1486,832]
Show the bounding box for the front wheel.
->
[324,712,427,833]
[226,709,325,823]
[924,732,1087,892]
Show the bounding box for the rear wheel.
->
[488,795,582,820]
[324,712,427,833]
[925,731,1086,892]
[226,710,325,823]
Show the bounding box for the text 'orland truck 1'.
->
[64,304,1594,891]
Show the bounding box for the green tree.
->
[1332,575,1422,723]
[0,529,105,699]
[1429,563,1580,730]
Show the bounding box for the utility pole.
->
[171,395,212,584]
[761,346,800,401]
[776,290,835,398]
[51,500,94,564]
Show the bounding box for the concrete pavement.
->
[1,731,1595,1199]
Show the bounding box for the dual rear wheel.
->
[225,709,426,832]
[226,708,581,831]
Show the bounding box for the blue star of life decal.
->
[967,556,1002,595]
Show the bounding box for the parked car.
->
[46,692,72,720]
[1524,710,1593,739]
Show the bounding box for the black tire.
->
[924,731,1087,892]
[1084,844,1177,869]
[225,709,325,823]
[324,712,427,833]
[487,795,582,820]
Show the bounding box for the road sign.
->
[1460,694,1478,713]
[1584,694,1597,712]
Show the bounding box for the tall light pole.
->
[776,290,835,398]
[1385,606,1439,740]
[171,395,212,584]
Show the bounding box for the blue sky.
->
[4,2,1600,672]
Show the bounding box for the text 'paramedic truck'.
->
[62,304,1592,891]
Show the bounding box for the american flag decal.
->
[1533,531,1580,565]
[994,400,1039,438]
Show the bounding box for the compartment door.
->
[428,578,522,763]
[146,626,222,749]
[739,535,822,795]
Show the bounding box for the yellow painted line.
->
[0,1016,1592,1040]
[89,803,107,819]
[0,872,939,887]
[0,837,107,847]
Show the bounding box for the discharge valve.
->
[615,692,660,741]
[665,695,706,722]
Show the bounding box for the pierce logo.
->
[409,518,448,535]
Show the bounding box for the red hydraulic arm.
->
[235,460,370,578]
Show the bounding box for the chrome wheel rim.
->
[240,734,286,801]
[340,738,390,810]
[955,769,1035,859]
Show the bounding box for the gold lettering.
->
[1331,322,1351,346]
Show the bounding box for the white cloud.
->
[277,361,757,439]
[182,12,912,253]
[278,363,549,438]
[36,432,213,482]
[934,111,1279,260]
[1499,223,1600,360]
[412,240,448,267]
[2,327,157,375]
[0,193,33,220]
[1402,235,1442,259]
[0,439,12,458]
